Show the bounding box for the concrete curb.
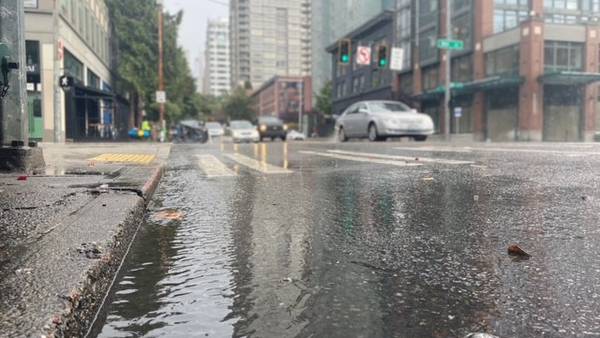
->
[45,165,165,338]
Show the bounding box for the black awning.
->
[72,83,114,100]
[539,71,600,85]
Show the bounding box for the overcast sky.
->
[164,0,229,79]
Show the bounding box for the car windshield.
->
[368,101,412,113]
[258,117,282,125]
[230,121,254,129]
[205,122,222,129]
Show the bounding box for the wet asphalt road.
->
[93,140,600,338]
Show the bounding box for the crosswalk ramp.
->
[90,153,156,165]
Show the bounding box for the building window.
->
[64,50,84,82]
[451,55,473,83]
[453,13,472,50]
[544,41,584,72]
[419,28,438,63]
[485,44,520,76]
[494,0,529,33]
[399,74,413,95]
[422,65,439,91]
[87,70,100,89]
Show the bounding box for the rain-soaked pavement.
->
[92,140,600,338]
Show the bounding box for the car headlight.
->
[260,125,267,132]
[283,124,288,131]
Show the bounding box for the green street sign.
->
[437,39,464,50]
[435,82,465,92]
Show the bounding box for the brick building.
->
[251,76,313,126]
[329,0,600,142]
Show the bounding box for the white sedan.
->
[335,100,434,142]
[206,122,224,138]
[229,120,260,143]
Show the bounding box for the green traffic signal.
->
[379,59,387,67]
[342,55,350,63]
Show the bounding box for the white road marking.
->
[394,146,473,153]
[395,146,597,157]
[328,150,474,165]
[197,155,237,177]
[225,153,293,174]
[300,151,422,167]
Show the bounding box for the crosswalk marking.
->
[197,155,237,177]
[328,150,474,165]
[300,151,421,167]
[224,153,293,174]
[90,153,156,165]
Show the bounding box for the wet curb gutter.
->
[46,166,165,338]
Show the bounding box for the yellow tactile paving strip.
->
[90,153,156,165]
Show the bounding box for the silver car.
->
[336,100,434,142]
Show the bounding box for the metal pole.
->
[444,0,451,141]
[298,80,303,134]
[53,0,62,142]
[158,0,165,140]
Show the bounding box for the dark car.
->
[257,116,288,141]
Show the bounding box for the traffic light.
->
[377,45,388,69]
[339,39,351,64]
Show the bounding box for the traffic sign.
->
[356,46,371,66]
[454,107,463,118]
[435,82,464,92]
[156,90,167,104]
[437,39,464,50]
[390,47,405,71]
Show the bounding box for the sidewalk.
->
[0,142,170,337]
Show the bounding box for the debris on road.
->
[77,242,103,259]
[282,277,292,283]
[153,209,184,222]
[422,177,434,181]
[17,175,27,181]
[507,244,530,258]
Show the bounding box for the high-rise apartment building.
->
[311,0,395,94]
[203,18,231,97]
[230,0,312,90]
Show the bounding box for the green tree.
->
[106,1,201,125]
[222,87,255,121]
[315,81,333,116]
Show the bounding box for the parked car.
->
[206,121,225,138]
[229,120,260,143]
[174,120,209,143]
[257,116,288,141]
[335,100,434,142]
[286,130,306,141]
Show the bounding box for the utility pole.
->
[157,0,165,141]
[444,0,452,141]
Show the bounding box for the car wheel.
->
[414,135,427,142]
[338,127,348,142]
[368,123,382,142]
[280,136,286,141]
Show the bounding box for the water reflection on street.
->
[95,143,600,338]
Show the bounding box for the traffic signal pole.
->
[444,0,452,141]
